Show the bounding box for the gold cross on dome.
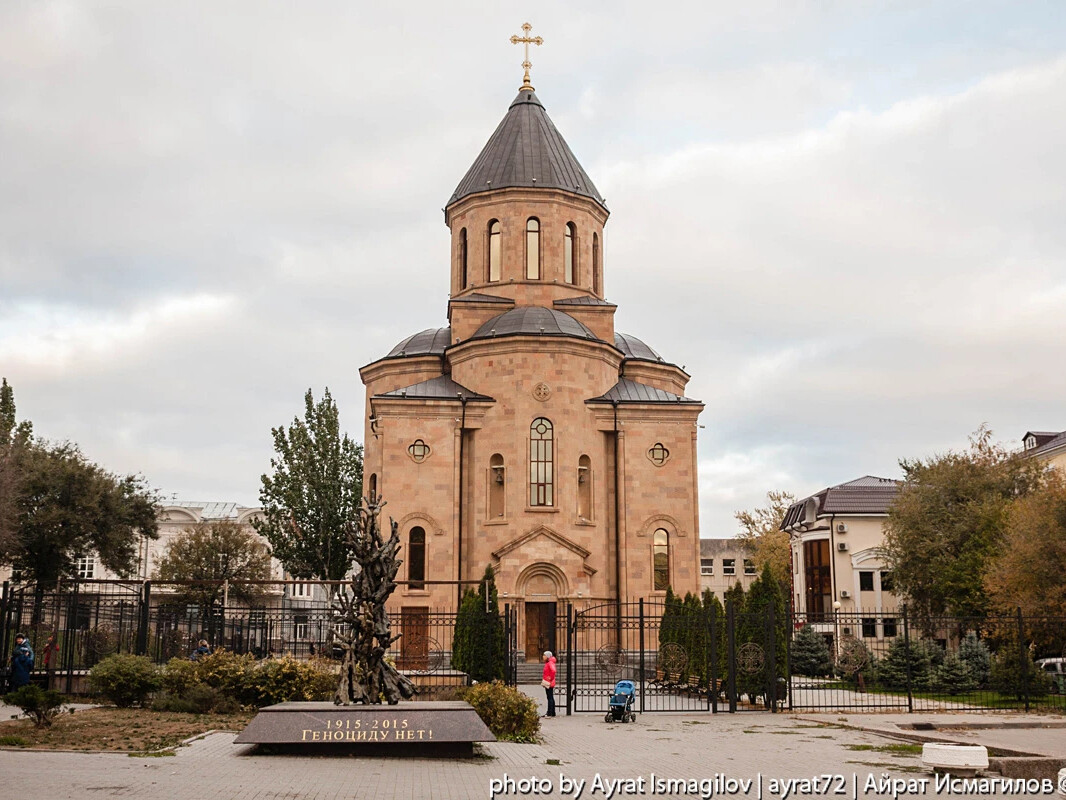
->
[510,22,543,92]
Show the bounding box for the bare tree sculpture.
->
[332,496,416,705]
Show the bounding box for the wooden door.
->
[400,607,429,670]
[524,602,557,661]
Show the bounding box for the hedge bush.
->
[461,681,539,742]
[89,654,160,707]
[3,685,67,727]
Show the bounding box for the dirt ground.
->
[0,707,255,753]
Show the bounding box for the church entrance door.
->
[525,602,557,661]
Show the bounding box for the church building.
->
[360,46,704,658]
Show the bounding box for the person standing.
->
[10,634,35,690]
[541,650,557,718]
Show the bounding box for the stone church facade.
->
[360,79,704,657]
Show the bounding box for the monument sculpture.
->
[332,496,416,705]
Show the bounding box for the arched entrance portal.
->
[517,562,568,662]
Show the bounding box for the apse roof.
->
[471,306,599,342]
[614,332,665,363]
[385,327,451,359]
[553,296,616,307]
[587,378,700,405]
[375,375,493,402]
[448,91,605,209]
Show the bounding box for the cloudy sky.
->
[2,1,1064,537]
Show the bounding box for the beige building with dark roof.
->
[1022,429,1066,472]
[359,74,704,660]
[781,476,900,639]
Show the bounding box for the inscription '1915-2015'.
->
[300,718,433,742]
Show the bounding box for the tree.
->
[4,440,158,586]
[734,490,795,587]
[957,632,992,686]
[984,472,1066,619]
[253,388,363,581]
[0,378,33,562]
[152,520,272,611]
[883,426,1046,618]
[450,565,505,682]
[790,625,832,677]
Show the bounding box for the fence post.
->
[767,600,777,713]
[0,581,9,668]
[726,600,737,714]
[566,603,574,716]
[785,607,794,712]
[135,581,151,657]
[709,602,718,714]
[65,580,80,695]
[1016,607,1029,713]
[902,604,913,713]
[638,598,646,715]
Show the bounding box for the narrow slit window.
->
[592,232,601,294]
[489,453,505,517]
[488,220,501,282]
[653,529,670,591]
[408,527,426,589]
[526,218,540,279]
[564,222,575,284]
[459,228,468,289]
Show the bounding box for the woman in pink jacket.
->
[542,650,557,717]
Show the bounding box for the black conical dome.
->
[448,91,605,209]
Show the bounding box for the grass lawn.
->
[0,707,255,753]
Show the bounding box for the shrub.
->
[89,654,160,707]
[875,638,938,689]
[991,649,1050,700]
[187,650,255,697]
[461,681,539,742]
[933,653,976,695]
[159,657,199,697]
[241,656,336,707]
[3,685,67,728]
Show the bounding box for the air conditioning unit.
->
[837,542,848,552]
[839,590,851,599]
[836,523,848,533]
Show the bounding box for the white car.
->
[1036,657,1066,694]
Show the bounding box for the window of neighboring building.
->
[526,218,540,279]
[592,232,601,294]
[803,539,832,617]
[294,614,310,641]
[564,222,576,284]
[459,227,468,289]
[653,529,670,590]
[648,442,669,466]
[488,220,501,282]
[529,418,554,506]
[489,454,505,517]
[76,555,95,580]
[743,558,756,576]
[722,558,736,576]
[700,558,714,576]
[407,439,430,462]
[859,571,874,592]
[882,617,898,638]
[880,571,895,593]
[291,582,312,599]
[408,527,426,590]
[861,618,877,638]
[577,454,592,519]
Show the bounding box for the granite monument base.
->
[234,701,495,757]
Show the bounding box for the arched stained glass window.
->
[408,527,425,589]
[526,218,540,279]
[653,528,670,591]
[529,417,553,506]
[564,222,576,284]
[488,220,501,282]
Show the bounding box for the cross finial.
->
[510,22,543,92]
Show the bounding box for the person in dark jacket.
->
[10,633,34,690]
[190,639,211,661]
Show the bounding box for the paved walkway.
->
[3,703,1063,800]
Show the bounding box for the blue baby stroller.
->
[605,680,636,723]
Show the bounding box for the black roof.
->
[375,376,493,402]
[448,91,606,209]
[587,378,700,405]
[471,306,599,342]
[554,296,616,307]
[385,327,451,359]
[451,293,514,305]
[614,332,665,363]
[781,476,900,529]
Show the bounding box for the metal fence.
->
[0,580,492,698]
